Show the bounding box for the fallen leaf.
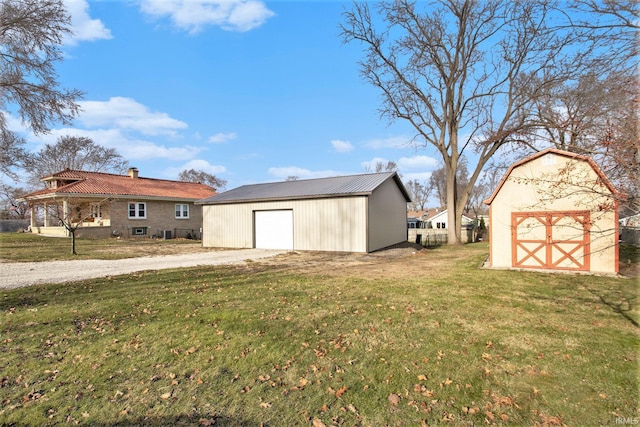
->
[417,374,427,381]
[312,418,326,427]
[388,393,401,406]
[160,392,171,399]
[336,386,348,398]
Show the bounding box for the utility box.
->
[163,230,172,240]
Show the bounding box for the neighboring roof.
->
[425,209,474,222]
[484,148,617,205]
[197,172,411,205]
[20,169,217,201]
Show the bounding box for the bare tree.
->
[178,169,227,191]
[364,160,398,173]
[428,167,446,208]
[45,196,112,255]
[23,136,128,187]
[341,0,597,243]
[0,183,29,219]
[512,0,639,216]
[0,0,83,177]
[405,179,432,211]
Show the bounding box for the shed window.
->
[128,202,146,219]
[175,204,189,219]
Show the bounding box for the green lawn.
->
[0,237,638,426]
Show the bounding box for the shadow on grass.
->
[0,292,49,311]
[585,286,639,328]
[87,414,262,427]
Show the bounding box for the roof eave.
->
[198,192,374,205]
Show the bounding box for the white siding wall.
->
[367,178,408,251]
[202,197,369,252]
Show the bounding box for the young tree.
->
[45,197,112,255]
[0,0,83,176]
[23,135,128,187]
[341,0,599,243]
[178,169,227,191]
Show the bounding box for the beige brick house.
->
[20,168,216,239]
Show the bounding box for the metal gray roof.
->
[197,172,411,205]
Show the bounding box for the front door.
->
[512,211,590,271]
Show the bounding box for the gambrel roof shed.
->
[484,148,618,274]
[198,172,411,253]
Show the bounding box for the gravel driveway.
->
[0,249,285,290]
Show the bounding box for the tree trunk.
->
[445,165,461,244]
[71,230,77,255]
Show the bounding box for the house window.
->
[90,204,102,218]
[128,202,146,219]
[175,204,189,219]
[132,227,147,236]
[436,222,446,229]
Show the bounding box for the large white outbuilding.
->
[197,172,411,253]
[484,149,618,274]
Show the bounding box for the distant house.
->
[20,168,216,239]
[197,172,411,253]
[484,148,618,274]
[407,208,478,245]
[423,209,475,230]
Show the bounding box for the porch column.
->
[44,202,49,227]
[30,204,35,229]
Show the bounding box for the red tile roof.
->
[21,169,217,201]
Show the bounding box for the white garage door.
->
[254,210,293,250]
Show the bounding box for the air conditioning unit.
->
[163,230,172,239]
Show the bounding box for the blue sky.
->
[10,0,441,190]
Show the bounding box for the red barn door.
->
[512,211,590,271]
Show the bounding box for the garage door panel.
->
[551,242,586,269]
[516,216,547,240]
[552,215,585,240]
[255,210,293,250]
[515,241,547,268]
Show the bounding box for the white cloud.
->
[28,126,202,161]
[267,167,346,180]
[360,157,388,172]
[164,159,227,178]
[140,0,275,33]
[209,132,237,143]
[331,139,354,153]
[364,136,411,150]
[403,171,433,182]
[77,97,188,136]
[64,0,112,45]
[398,155,438,170]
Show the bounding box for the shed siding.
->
[490,152,617,274]
[202,197,369,252]
[367,177,408,252]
